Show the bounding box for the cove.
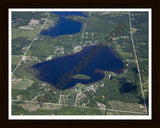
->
[40,12,89,37]
[32,45,124,90]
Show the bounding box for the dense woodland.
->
[12,37,31,55]
[12,12,46,27]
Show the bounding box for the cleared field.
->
[53,106,105,115]
[12,55,23,65]
[12,78,34,90]
[19,102,62,111]
[12,25,41,40]
[109,12,129,17]
[106,110,145,115]
[108,100,146,113]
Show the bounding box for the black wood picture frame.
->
[0,0,159,128]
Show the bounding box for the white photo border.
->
[8,8,152,120]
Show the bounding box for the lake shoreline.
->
[31,44,125,90]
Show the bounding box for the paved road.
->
[12,99,146,114]
[80,23,87,44]
[129,12,148,114]
[12,13,50,74]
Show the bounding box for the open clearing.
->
[12,78,34,90]
[12,55,23,65]
[108,100,146,113]
[19,102,62,111]
[12,25,41,40]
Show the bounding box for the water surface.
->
[32,45,124,90]
[40,12,88,37]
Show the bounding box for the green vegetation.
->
[12,12,48,41]
[12,78,34,90]
[12,104,29,115]
[12,103,104,115]
[53,106,105,115]
[12,12,47,28]
[28,36,56,61]
[12,55,22,71]
[12,25,41,40]
[12,37,31,55]
[14,60,36,78]
[106,110,145,115]
[108,100,146,113]
[41,12,59,32]
[130,12,149,107]
[73,74,90,80]
[12,104,55,115]
[12,81,41,101]
[12,55,22,65]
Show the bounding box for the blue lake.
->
[32,45,124,90]
[32,12,124,90]
[40,12,88,37]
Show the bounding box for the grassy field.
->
[12,55,23,65]
[12,24,41,40]
[108,100,146,113]
[19,102,62,111]
[12,78,34,90]
[106,110,145,115]
[53,106,105,115]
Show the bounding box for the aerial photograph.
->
[9,9,151,119]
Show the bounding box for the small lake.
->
[32,45,124,90]
[40,12,88,37]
